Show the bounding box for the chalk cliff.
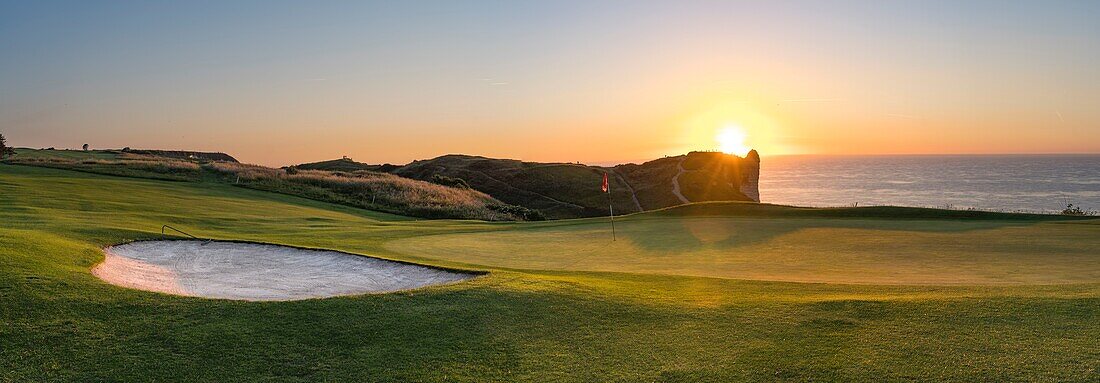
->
[740,149,761,202]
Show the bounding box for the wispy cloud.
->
[478,77,510,86]
[1055,111,1065,123]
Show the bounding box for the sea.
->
[759,155,1100,214]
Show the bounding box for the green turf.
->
[387,214,1100,285]
[2,164,1099,382]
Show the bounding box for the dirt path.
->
[671,158,690,204]
[607,168,644,213]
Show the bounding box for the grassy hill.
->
[298,151,761,219]
[10,147,121,160]
[615,151,758,209]
[10,147,237,162]
[121,148,238,162]
[3,149,538,221]
[292,157,398,172]
[7,148,203,181]
[2,163,1098,381]
[392,155,641,219]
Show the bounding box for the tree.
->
[1062,203,1087,216]
[82,143,89,151]
[0,133,13,159]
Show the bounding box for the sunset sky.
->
[2,0,1098,166]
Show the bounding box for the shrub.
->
[488,204,546,221]
[430,174,470,189]
[1061,203,1092,216]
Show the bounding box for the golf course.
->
[2,163,1098,382]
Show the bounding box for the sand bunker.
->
[93,240,476,301]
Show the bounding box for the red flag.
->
[601,172,616,240]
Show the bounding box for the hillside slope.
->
[391,155,639,219]
[385,151,761,219]
[122,149,238,162]
[293,157,398,172]
[4,149,538,221]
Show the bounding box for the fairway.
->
[388,215,1100,285]
[3,164,1099,382]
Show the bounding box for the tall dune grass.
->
[4,152,540,220]
[204,162,537,220]
[4,156,201,181]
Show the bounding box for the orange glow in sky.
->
[716,126,751,157]
[2,2,1098,166]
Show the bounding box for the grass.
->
[391,153,759,219]
[10,147,121,160]
[5,154,202,181]
[2,164,1099,382]
[4,149,539,221]
[285,152,759,219]
[293,157,396,172]
[394,155,643,219]
[388,209,1100,285]
[205,162,538,220]
[673,151,752,202]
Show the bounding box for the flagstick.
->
[607,179,616,241]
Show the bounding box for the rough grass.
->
[285,152,759,219]
[393,155,656,218]
[205,162,531,220]
[5,149,538,221]
[2,164,1099,382]
[293,157,394,172]
[4,154,202,181]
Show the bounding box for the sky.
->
[2,0,1098,166]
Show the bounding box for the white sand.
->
[92,240,475,301]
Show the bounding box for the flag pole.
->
[607,176,616,241]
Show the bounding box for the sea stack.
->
[739,149,761,202]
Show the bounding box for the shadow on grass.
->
[619,215,1039,253]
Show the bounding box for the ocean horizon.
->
[759,154,1100,214]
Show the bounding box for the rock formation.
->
[740,149,761,202]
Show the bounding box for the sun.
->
[716,125,751,156]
